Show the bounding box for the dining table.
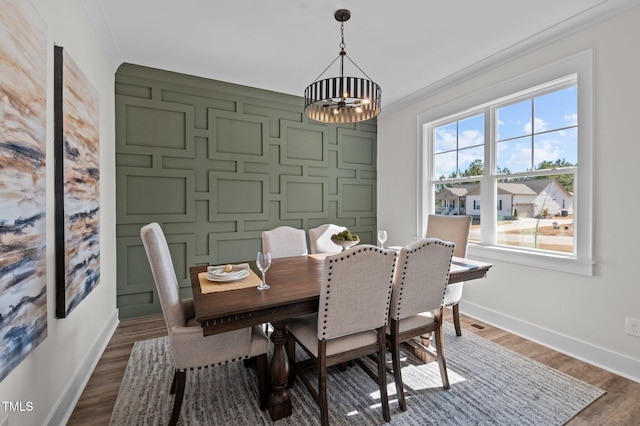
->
[189,253,492,421]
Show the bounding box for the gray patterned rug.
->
[109,324,604,425]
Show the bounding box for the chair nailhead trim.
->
[177,355,251,372]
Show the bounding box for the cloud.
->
[534,138,565,163]
[524,117,547,134]
[434,151,457,178]
[459,129,483,148]
[563,114,577,126]
[497,140,532,172]
[434,127,457,152]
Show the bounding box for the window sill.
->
[467,244,594,276]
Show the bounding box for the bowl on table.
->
[330,238,360,251]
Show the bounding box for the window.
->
[418,51,594,275]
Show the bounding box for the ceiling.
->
[82,0,637,115]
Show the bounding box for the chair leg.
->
[377,328,391,422]
[256,353,269,411]
[318,342,329,426]
[169,370,186,426]
[452,303,462,336]
[389,321,407,411]
[170,369,177,394]
[433,325,450,389]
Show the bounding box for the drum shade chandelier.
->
[304,9,381,124]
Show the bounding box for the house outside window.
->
[418,51,594,275]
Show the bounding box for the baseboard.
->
[460,301,640,384]
[45,309,120,426]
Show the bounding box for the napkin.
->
[207,263,250,274]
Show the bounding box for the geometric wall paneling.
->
[161,89,236,129]
[116,96,195,157]
[116,152,153,168]
[116,232,195,319]
[116,168,196,223]
[0,0,48,381]
[359,121,378,134]
[338,178,376,215]
[210,233,263,265]
[360,170,377,180]
[360,216,378,227]
[115,81,152,99]
[208,109,270,162]
[116,236,156,295]
[279,120,329,167]
[115,63,377,319]
[319,149,355,196]
[244,103,302,139]
[307,199,356,227]
[338,127,376,169]
[280,176,329,220]
[209,172,270,221]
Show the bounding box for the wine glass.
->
[256,252,271,290]
[377,230,387,249]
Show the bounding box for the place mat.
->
[308,253,332,260]
[198,269,262,294]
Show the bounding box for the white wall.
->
[0,1,117,425]
[378,6,640,381]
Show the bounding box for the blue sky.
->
[434,86,577,178]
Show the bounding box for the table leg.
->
[268,320,292,420]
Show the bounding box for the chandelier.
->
[304,9,381,124]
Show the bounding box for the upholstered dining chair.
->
[387,238,455,411]
[425,214,472,336]
[261,225,308,259]
[140,222,269,426]
[308,223,347,254]
[285,245,398,426]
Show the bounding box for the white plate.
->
[206,269,250,282]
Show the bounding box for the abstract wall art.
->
[0,0,48,382]
[54,46,100,318]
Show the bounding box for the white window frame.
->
[417,50,594,275]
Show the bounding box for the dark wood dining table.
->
[189,253,492,421]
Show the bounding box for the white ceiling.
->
[82,0,638,114]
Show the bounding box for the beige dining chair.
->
[425,214,472,336]
[262,225,308,258]
[286,245,398,426]
[140,222,269,426]
[387,238,455,411]
[308,223,347,254]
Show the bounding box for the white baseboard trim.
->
[460,301,640,384]
[46,309,120,426]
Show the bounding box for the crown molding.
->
[80,0,123,71]
[380,0,640,118]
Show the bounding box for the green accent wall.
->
[115,63,377,319]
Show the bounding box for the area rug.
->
[109,325,604,425]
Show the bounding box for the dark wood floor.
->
[68,310,640,425]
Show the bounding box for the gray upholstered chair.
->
[285,245,397,426]
[261,225,308,259]
[140,222,269,426]
[308,223,347,254]
[425,214,472,336]
[387,238,455,411]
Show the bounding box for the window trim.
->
[417,50,594,275]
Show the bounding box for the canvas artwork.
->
[54,46,100,318]
[0,0,48,382]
